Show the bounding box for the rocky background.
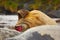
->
[0,15,18,28]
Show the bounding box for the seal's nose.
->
[15,26,23,32]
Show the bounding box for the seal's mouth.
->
[15,23,29,32]
[15,26,23,32]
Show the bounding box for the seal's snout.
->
[15,26,23,32]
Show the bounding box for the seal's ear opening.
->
[17,9,29,20]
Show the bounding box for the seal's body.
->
[15,10,57,32]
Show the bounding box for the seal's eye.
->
[15,26,23,32]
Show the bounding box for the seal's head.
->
[15,9,30,32]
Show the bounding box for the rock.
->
[6,25,60,40]
[48,10,60,18]
[0,28,21,40]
